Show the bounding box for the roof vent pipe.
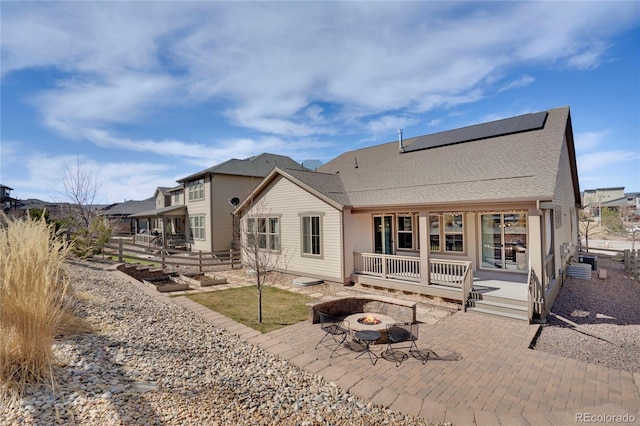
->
[398,129,404,153]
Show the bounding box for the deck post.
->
[230,249,234,269]
[118,239,123,263]
[418,211,430,285]
[199,250,203,272]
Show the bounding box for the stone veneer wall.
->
[307,295,417,324]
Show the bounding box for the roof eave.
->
[233,168,345,215]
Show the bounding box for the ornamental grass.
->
[0,215,75,397]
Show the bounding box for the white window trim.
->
[246,215,281,252]
[429,212,465,254]
[300,213,324,258]
[188,178,205,202]
[189,215,206,240]
[396,214,416,251]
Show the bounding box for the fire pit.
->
[344,312,396,344]
[358,314,382,325]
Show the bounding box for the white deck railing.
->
[353,253,472,288]
[353,252,421,282]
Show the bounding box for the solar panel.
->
[404,111,548,153]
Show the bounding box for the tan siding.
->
[546,135,581,307]
[553,135,580,258]
[211,174,263,252]
[185,177,211,252]
[243,176,343,282]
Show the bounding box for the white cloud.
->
[498,75,535,93]
[577,150,640,173]
[366,115,420,135]
[2,2,638,149]
[35,72,180,134]
[0,140,20,167]
[574,131,610,152]
[20,153,177,203]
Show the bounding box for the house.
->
[1,184,20,213]
[131,153,304,252]
[235,106,581,322]
[101,197,156,234]
[626,192,640,220]
[581,187,626,219]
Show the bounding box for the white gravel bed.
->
[533,258,640,374]
[1,260,435,425]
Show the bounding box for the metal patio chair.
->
[382,322,426,367]
[315,312,350,358]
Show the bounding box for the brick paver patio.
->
[119,268,640,425]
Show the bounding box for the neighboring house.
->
[235,107,581,323]
[581,187,625,218]
[627,192,640,219]
[582,187,640,221]
[101,197,156,234]
[132,153,304,252]
[1,184,20,212]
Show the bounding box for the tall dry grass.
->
[0,215,73,396]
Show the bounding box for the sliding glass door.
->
[481,213,527,272]
[374,215,393,254]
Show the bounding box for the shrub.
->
[0,215,73,396]
[72,216,112,258]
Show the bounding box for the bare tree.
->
[61,156,103,229]
[578,208,595,251]
[240,199,288,323]
[58,157,111,257]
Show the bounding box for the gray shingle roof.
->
[311,106,573,208]
[283,169,351,206]
[130,205,187,218]
[178,153,304,182]
[103,197,156,215]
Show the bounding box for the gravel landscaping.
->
[1,260,436,426]
[4,254,638,425]
[533,257,640,374]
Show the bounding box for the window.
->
[269,217,280,251]
[430,213,464,253]
[397,215,414,250]
[188,178,205,201]
[173,192,180,204]
[246,216,280,251]
[302,215,321,255]
[189,215,205,240]
[429,215,440,251]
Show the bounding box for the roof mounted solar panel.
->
[404,111,548,153]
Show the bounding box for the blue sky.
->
[1,1,639,204]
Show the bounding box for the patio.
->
[121,269,640,425]
[172,296,640,425]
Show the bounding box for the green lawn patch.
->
[186,286,315,333]
[108,255,160,267]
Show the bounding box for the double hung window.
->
[301,215,321,256]
[397,215,414,250]
[429,213,464,253]
[189,215,205,240]
[246,216,280,251]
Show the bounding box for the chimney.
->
[398,129,404,153]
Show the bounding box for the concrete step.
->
[470,291,528,308]
[467,306,529,322]
[469,297,527,315]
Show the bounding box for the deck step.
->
[467,306,528,322]
[470,291,528,308]
[467,296,529,322]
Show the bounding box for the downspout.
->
[534,200,546,321]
